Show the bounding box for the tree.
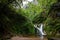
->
[45,2,60,38]
[0,0,28,39]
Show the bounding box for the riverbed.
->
[11,36,48,40]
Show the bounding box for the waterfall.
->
[21,0,38,8]
[34,23,46,40]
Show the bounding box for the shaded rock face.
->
[48,37,60,40]
[56,12,60,17]
[58,0,60,2]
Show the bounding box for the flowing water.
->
[34,23,46,40]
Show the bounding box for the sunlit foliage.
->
[0,0,60,40]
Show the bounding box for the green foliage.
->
[44,17,60,37]
[15,0,58,36]
[0,0,35,38]
[0,0,60,39]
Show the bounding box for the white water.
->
[34,24,46,40]
[21,0,38,8]
[21,0,33,8]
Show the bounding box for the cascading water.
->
[34,24,46,40]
